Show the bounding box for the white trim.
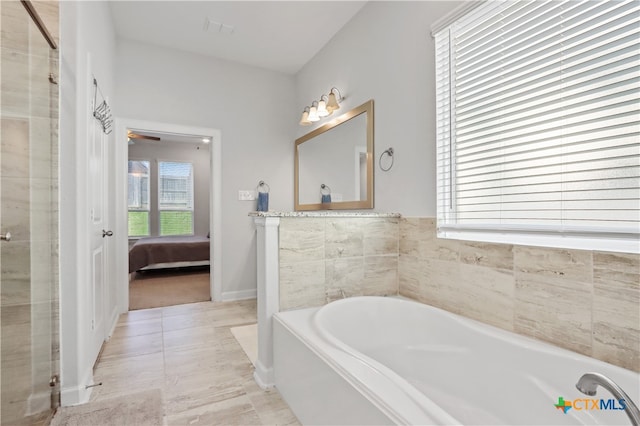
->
[253,216,281,389]
[106,308,118,340]
[60,367,93,406]
[115,118,223,314]
[430,0,485,37]
[211,129,223,302]
[438,228,640,254]
[253,360,275,390]
[222,289,258,302]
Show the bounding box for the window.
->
[128,160,150,236]
[158,161,194,235]
[434,0,640,253]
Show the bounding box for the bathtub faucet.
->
[576,372,640,425]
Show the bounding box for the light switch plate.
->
[238,190,256,201]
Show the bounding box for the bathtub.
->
[273,296,640,425]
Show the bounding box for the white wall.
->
[59,0,117,405]
[295,1,462,216]
[115,40,296,299]
[128,140,211,237]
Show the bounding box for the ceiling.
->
[109,1,367,75]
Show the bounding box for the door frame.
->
[114,118,222,312]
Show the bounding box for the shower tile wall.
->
[1,1,60,424]
[278,217,399,310]
[399,218,640,373]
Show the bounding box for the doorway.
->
[114,119,222,313]
[127,130,212,309]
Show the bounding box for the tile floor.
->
[89,299,299,425]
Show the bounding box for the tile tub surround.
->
[278,215,400,310]
[251,212,401,388]
[399,217,640,373]
[256,213,637,377]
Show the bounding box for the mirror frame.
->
[295,99,374,211]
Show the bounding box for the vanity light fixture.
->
[298,87,344,126]
[202,137,211,143]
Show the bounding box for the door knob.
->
[102,230,113,238]
[0,231,10,242]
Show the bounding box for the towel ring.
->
[379,147,394,172]
[257,180,270,193]
[320,184,331,195]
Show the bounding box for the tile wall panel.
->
[398,217,640,372]
[279,217,399,310]
[275,215,638,371]
[592,252,640,371]
[325,218,363,259]
[279,261,326,311]
[279,218,324,263]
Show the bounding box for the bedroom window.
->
[434,0,640,253]
[128,160,150,237]
[158,161,194,236]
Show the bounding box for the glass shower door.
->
[0,1,60,424]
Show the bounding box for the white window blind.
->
[158,161,194,236]
[435,0,640,253]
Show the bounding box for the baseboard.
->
[60,367,93,406]
[106,305,119,340]
[253,360,275,389]
[221,289,257,301]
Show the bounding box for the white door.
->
[87,76,109,363]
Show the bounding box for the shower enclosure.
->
[1,1,60,424]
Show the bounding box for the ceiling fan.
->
[127,130,160,144]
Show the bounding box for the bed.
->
[128,235,210,273]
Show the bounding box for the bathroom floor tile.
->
[89,299,299,425]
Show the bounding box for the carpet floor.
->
[50,389,163,426]
[129,267,210,310]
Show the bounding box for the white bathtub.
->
[273,296,640,425]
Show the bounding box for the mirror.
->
[295,100,374,211]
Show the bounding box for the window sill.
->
[437,227,640,254]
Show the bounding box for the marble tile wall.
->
[1,0,60,424]
[279,217,399,310]
[399,217,640,372]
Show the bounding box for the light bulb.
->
[308,106,320,122]
[299,110,311,126]
[317,100,329,117]
[326,91,340,112]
